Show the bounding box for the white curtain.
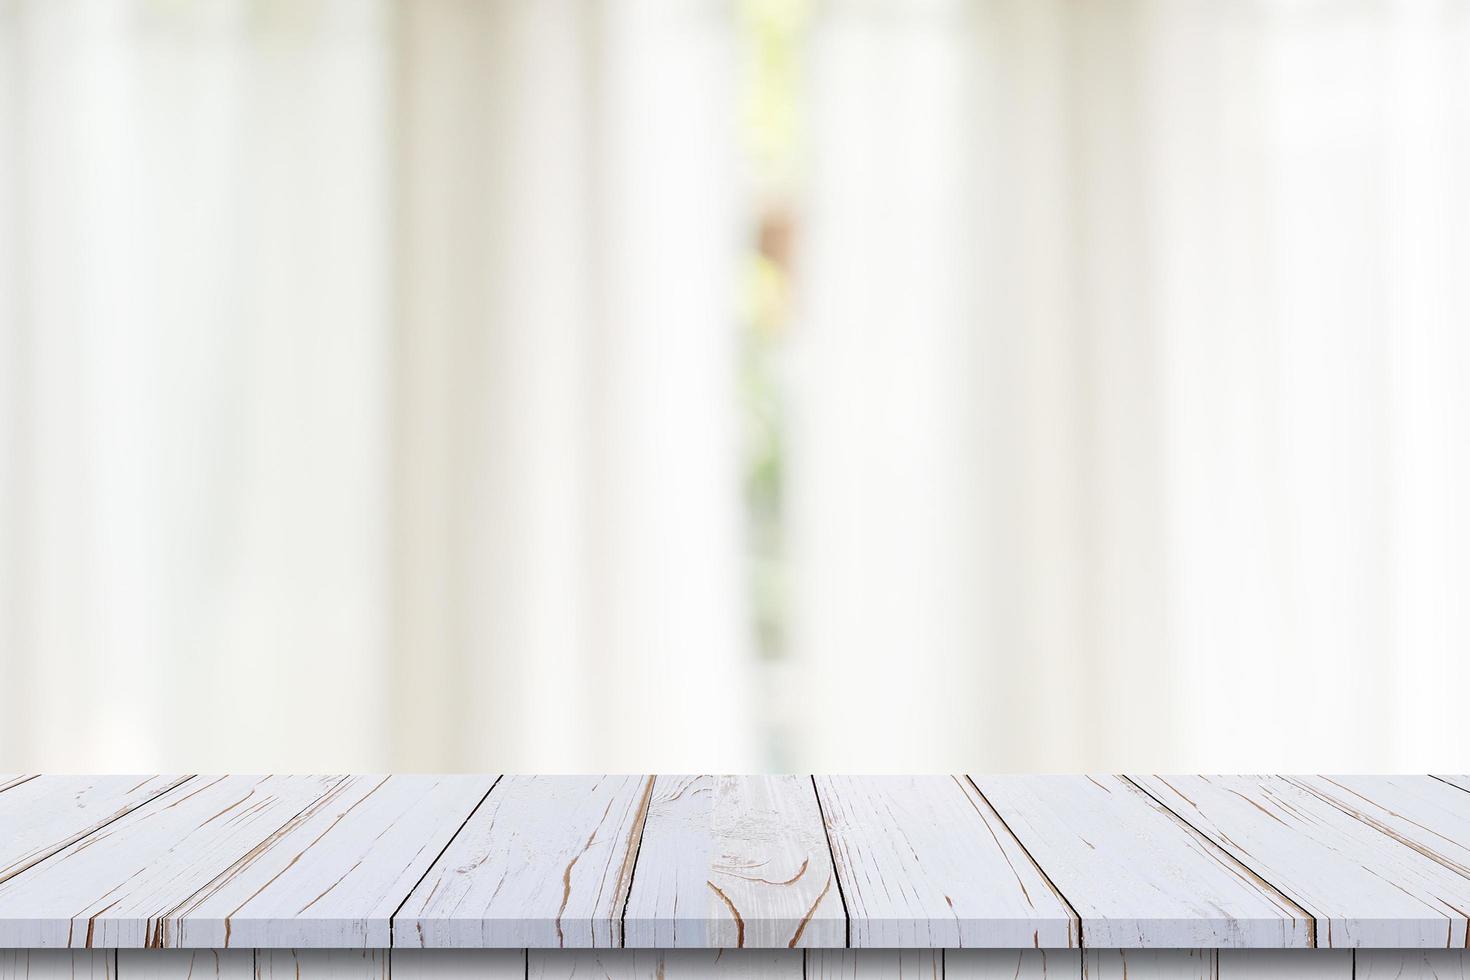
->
[1,0,397,770]
[0,0,753,772]
[4,0,1469,775]
[793,0,1470,772]
[393,0,751,771]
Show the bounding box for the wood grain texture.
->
[0,775,341,948]
[396,775,654,948]
[0,775,189,885]
[947,950,1354,979]
[528,950,802,978]
[166,775,494,948]
[117,950,252,978]
[3,774,1470,954]
[945,950,1081,979]
[1081,949,1215,979]
[254,950,388,979]
[1216,950,1353,978]
[0,951,115,979]
[815,776,1077,948]
[389,950,526,979]
[1356,951,1469,979]
[1134,775,1470,947]
[973,775,1311,947]
[622,775,843,949]
[1288,776,1470,879]
[806,950,941,979]
[75,951,1458,980]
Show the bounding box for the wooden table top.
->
[0,774,1467,950]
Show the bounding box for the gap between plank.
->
[1430,775,1470,796]
[1282,774,1470,894]
[0,774,197,890]
[1121,775,1320,949]
[964,775,1084,949]
[149,774,361,948]
[616,775,658,949]
[808,776,852,950]
[389,774,503,950]
[0,775,40,796]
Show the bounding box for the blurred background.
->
[2,0,1469,774]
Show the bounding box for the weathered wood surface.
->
[815,776,1076,948]
[0,775,340,947]
[0,949,1462,978]
[1290,775,1470,879]
[167,775,495,948]
[1216,951,1355,978]
[1436,775,1470,794]
[945,950,1080,979]
[973,775,1312,948]
[0,950,116,979]
[622,775,843,948]
[1133,775,1470,948]
[396,775,654,948]
[0,775,188,885]
[117,950,252,978]
[0,952,1446,980]
[1080,949,1216,979]
[530,950,802,978]
[1,775,1469,952]
[391,950,526,979]
[1355,950,1470,979]
[951,950,1353,980]
[807,949,941,978]
[254,950,389,979]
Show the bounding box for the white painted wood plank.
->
[396,775,654,948]
[945,949,1081,979]
[389,950,526,979]
[622,775,843,948]
[0,776,34,794]
[973,774,1312,947]
[815,775,1077,948]
[1082,949,1214,979]
[1217,950,1353,979]
[165,774,494,948]
[1134,775,1470,947]
[529,950,801,979]
[0,951,115,979]
[117,950,252,978]
[0,775,341,948]
[254,950,388,979]
[806,950,941,979]
[1289,776,1470,878]
[0,775,189,884]
[950,950,1353,980]
[1356,951,1469,979]
[1435,776,1470,794]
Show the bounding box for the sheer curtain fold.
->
[793,0,1470,771]
[394,0,752,772]
[4,0,1470,774]
[1,0,395,769]
[1,0,753,772]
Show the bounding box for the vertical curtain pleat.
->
[4,0,1469,772]
[393,0,753,771]
[793,0,1470,771]
[0,0,394,769]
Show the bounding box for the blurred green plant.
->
[738,0,807,672]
